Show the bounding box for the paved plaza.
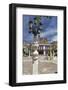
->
[23,55,57,75]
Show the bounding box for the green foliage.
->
[36,16,41,23]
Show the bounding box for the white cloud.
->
[51,35,57,42]
[40,32,46,37]
[40,28,57,38]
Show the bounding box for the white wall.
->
[0,0,68,89]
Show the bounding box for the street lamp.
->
[29,21,33,33]
[28,16,43,74]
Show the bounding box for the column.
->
[43,46,46,55]
[50,46,52,60]
[53,50,55,60]
[48,49,50,60]
[29,50,30,57]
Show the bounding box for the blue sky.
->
[23,15,57,43]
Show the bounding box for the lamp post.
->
[28,16,43,74]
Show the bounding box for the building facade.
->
[23,38,57,60]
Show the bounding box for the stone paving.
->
[23,55,57,75]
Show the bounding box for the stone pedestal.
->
[33,59,38,74]
[32,49,38,74]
